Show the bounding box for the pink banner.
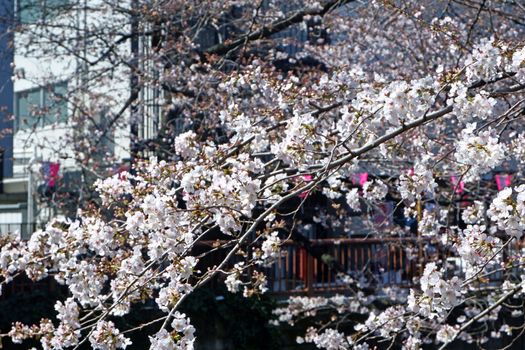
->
[495,174,512,191]
[352,172,368,186]
[450,175,464,194]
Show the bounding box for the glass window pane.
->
[43,0,70,19]
[19,0,70,24]
[18,0,42,24]
[16,89,41,130]
[44,82,67,125]
[46,0,69,10]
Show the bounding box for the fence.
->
[266,237,427,295]
[0,222,38,239]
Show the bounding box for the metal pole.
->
[26,163,32,239]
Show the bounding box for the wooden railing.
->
[266,237,430,295]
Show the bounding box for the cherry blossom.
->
[3,1,525,350]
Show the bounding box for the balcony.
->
[0,222,38,239]
[265,237,427,296]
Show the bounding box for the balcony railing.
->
[0,222,39,239]
[265,237,428,295]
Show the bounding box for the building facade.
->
[0,0,164,237]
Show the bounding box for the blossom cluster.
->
[408,263,462,318]
[488,185,525,238]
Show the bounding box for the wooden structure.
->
[265,237,432,296]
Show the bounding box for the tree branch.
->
[205,0,354,56]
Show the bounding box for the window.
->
[15,82,68,130]
[43,82,67,124]
[16,88,40,129]
[18,0,70,24]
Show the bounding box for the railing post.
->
[306,252,314,296]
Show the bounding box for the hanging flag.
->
[41,161,60,188]
[450,175,464,194]
[299,174,313,199]
[495,174,512,191]
[352,172,368,186]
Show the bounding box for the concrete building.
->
[0,0,162,238]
